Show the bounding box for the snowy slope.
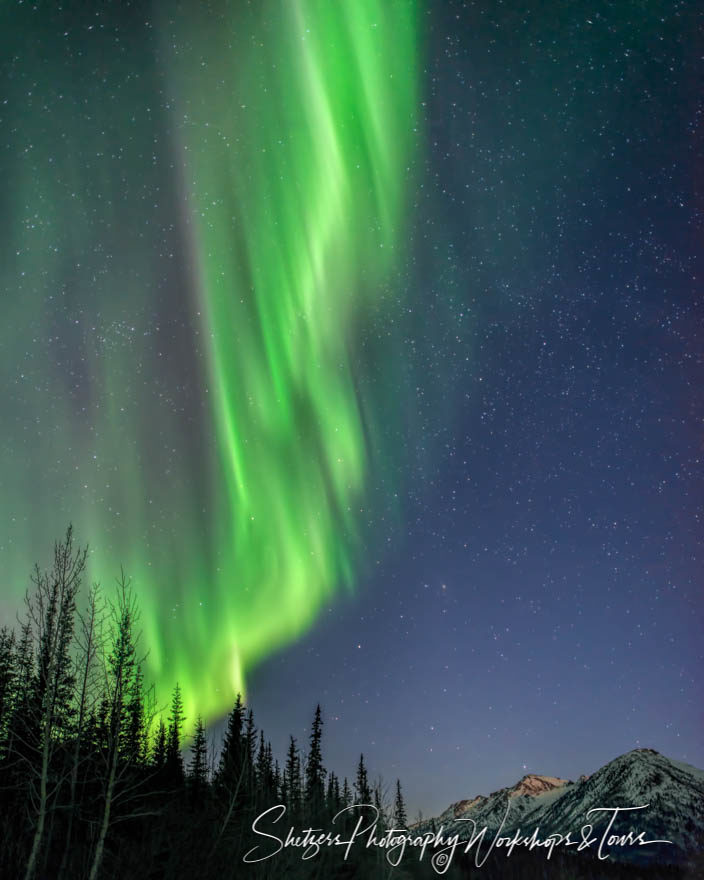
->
[415,749,704,862]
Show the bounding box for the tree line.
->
[0,528,410,879]
[2,528,683,880]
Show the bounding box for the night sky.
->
[2,0,702,821]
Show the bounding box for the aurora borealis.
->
[171,0,418,711]
[2,0,702,826]
[1,0,419,723]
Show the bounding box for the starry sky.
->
[1,0,702,820]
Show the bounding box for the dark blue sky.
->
[245,0,703,818]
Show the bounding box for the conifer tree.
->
[265,742,274,791]
[189,716,208,804]
[273,759,282,802]
[284,736,301,816]
[0,622,31,828]
[0,534,439,879]
[124,664,147,765]
[243,708,256,799]
[152,718,167,771]
[255,730,267,796]
[304,704,325,819]
[166,683,185,785]
[255,738,275,805]
[0,627,16,743]
[10,621,34,736]
[326,771,342,816]
[211,694,247,855]
[342,777,352,807]
[215,694,244,794]
[393,779,408,827]
[326,771,335,813]
[354,753,371,804]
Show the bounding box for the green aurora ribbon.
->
[1,0,419,724]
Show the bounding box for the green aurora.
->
[1,0,419,723]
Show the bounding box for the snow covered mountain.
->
[416,749,704,863]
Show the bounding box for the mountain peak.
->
[627,747,661,758]
[423,749,704,864]
[509,774,568,798]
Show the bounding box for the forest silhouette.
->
[0,529,691,880]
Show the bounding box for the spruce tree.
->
[188,716,208,804]
[354,753,371,804]
[255,731,275,805]
[152,718,167,771]
[284,736,301,817]
[263,741,275,802]
[123,664,147,765]
[326,771,341,816]
[166,683,185,785]
[266,743,274,781]
[342,777,352,807]
[273,759,282,803]
[11,622,34,722]
[393,779,408,827]
[215,694,244,797]
[0,628,16,743]
[304,704,325,820]
[255,730,267,795]
[326,771,335,813]
[243,708,256,799]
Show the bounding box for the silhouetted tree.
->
[355,753,371,804]
[342,777,352,807]
[305,704,325,820]
[5,621,34,765]
[88,576,140,880]
[255,730,266,794]
[59,583,103,880]
[188,716,208,805]
[273,759,282,802]
[124,664,147,765]
[0,627,16,743]
[210,695,246,859]
[242,708,256,800]
[373,783,383,817]
[393,778,407,827]
[166,683,185,787]
[284,736,302,817]
[152,718,167,772]
[4,530,653,880]
[214,694,244,796]
[24,527,85,880]
[326,770,338,815]
[255,733,275,807]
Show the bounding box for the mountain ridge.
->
[415,748,704,863]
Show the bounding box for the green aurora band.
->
[1,0,419,724]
